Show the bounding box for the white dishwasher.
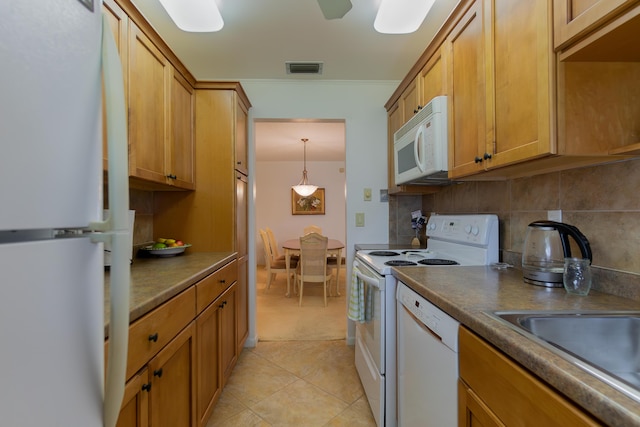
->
[396,281,459,427]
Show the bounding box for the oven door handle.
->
[354,267,382,289]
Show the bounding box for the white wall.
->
[255,160,346,265]
[242,79,398,345]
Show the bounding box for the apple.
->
[176,240,184,246]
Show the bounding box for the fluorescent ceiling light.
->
[158,0,224,32]
[374,0,436,34]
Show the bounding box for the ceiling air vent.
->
[286,61,324,75]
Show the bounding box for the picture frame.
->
[291,188,325,215]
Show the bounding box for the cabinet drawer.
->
[459,327,600,426]
[196,260,237,313]
[126,287,196,379]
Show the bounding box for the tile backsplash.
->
[389,158,640,301]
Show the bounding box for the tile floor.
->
[205,340,377,426]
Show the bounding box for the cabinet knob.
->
[142,383,152,392]
[166,174,177,179]
[153,368,163,378]
[474,156,483,163]
[148,333,159,342]
[483,152,492,160]
[219,279,226,283]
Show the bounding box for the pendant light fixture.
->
[292,138,318,197]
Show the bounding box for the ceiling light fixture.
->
[374,0,436,34]
[158,0,224,32]
[292,138,318,197]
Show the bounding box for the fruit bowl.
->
[143,244,191,257]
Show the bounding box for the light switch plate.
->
[364,188,372,201]
[355,212,365,227]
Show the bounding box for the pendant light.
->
[292,138,318,197]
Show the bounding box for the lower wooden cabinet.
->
[458,327,601,427]
[116,369,149,427]
[117,322,196,427]
[196,282,238,427]
[112,259,242,427]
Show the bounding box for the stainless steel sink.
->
[487,310,640,403]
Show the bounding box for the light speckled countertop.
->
[104,251,236,337]
[392,266,640,426]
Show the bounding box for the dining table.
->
[281,238,345,298]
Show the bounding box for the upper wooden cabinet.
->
[169,71,196,190]
[447,0,554,179]
[446,0,487,178]
[419,46,447,111]
[554,0,640,49]
[128,21,195,190]
[102,0,128,171]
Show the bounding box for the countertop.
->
[104,251,236,337]
[392,265,640,426]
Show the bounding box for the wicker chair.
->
[296,232,333,306]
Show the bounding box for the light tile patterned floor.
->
[206,340,377,427]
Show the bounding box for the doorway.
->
[254,119,346,341]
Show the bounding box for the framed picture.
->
[291,188,325,215]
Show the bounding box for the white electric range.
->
[352,214,499,427]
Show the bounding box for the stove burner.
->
[402,250,425,254]
[418,259,460,266]
[385,260,417,266]
[369,251,400,256]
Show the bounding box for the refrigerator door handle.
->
[94,13,131,427]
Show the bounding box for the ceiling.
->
[130,0,459,161]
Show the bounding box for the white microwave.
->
[394,96,448,185]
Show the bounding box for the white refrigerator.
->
[0,1,130,426]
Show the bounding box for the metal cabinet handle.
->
[483,152,492,160]
[474,156,483,163]
[142,383,151,392]
[148,333,159,342]
[153,368,163,378]
[166,174,177,179]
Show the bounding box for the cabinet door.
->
[102,0,128,172]
[236,172,249,350]
[458,380,505,427]
[386,101,403,190]
[220,283,238,386]
[446,0,486,178]
[128,21,171,185]
[554,0,638,49]
[169,70,195,189]
[400,76,421,121]
[195,298,222,427]
[116,369,150,427]
[485,0,553,169]
[235,98,248,174]
[148,322,197,427]
[419,46,446,105]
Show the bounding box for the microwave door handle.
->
[414,124,426,172]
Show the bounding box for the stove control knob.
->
[464,225,472,234]
[428,223,436,231]
[471,226,480,236]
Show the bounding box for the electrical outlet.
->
[363,188,372,201]
[355,212,365,227]
[548,210,562,222]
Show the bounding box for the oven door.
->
[353,259,386,426]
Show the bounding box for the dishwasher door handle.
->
[403,304,443,342]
